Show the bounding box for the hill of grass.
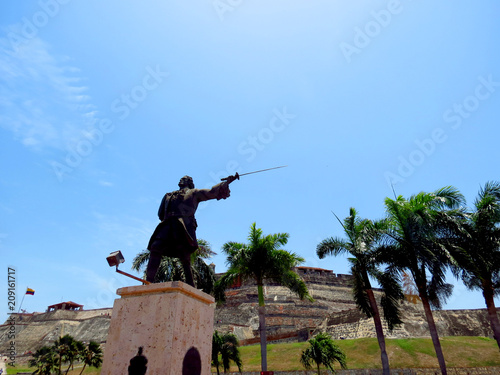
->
[214,336,500,373]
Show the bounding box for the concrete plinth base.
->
[101,281,215,375]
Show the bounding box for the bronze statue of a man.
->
[146,175,237,285]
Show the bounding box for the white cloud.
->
[69,266,126,291]
[0,30,98,152]
[63,266,130,309]
[99,180,114,187]
[91,212,155,250]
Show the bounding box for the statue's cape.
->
[147,217,198,258]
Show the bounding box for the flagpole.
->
[17,292,26,314]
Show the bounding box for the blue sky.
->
[1,1,499,320]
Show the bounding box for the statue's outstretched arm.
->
[195,181,232,202]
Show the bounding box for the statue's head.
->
[178,175,194,189]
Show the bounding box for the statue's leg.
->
[146,248,162,283]
[181,257,195,287]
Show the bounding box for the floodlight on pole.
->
[106,250,151,285]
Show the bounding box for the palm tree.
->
[378,186,466,375]
[212,331,243,374]
[29,346,58,375]
[65,339,84,374]
[450,181,500,349]
[54,334,78,375]
[317,208,404,375]
[78,341,103,375]
[300,332,347,375]
[132,239,216,294]
[214,222,313,372]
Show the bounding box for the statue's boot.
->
[181,258,195,287]
[146,249,162,282]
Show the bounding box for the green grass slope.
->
[214,337,500,373]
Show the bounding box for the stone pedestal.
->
[101,281,215,375]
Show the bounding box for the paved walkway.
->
[0,356,6,374]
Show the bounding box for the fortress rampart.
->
[0,308,112,355]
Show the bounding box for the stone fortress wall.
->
[316,304,494,340]
[214,267,359,343]
[214,266,496,343]
[0,308,112,355]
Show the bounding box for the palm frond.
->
[214,268,242,304]
[131,250,150,272]
[350,260,373,318]
[377,269,404,330]
[196,239,216,258]
[277,268,314,302]
[316,237,349,258]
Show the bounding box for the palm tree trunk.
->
[78,363,87,375]
[366,288,391,375]
[257,284,268,372]
[65,360,75,375]
[482,280,500,350]
[420,292,447,375]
